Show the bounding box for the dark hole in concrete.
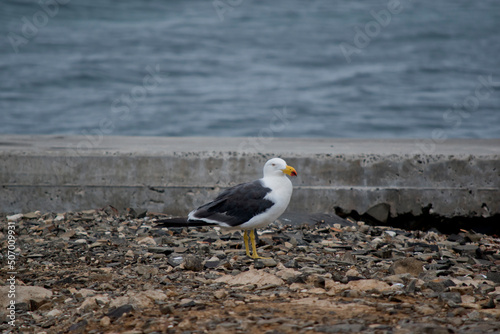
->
[337,208,500,236]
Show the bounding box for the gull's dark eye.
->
[272,163,276,166]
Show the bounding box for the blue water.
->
[1,0,499,138]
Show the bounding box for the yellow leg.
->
[243,230,252,258]
[248,229,270,259]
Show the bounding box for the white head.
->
[263,158,298,178]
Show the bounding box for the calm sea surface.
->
[1,0,499,138]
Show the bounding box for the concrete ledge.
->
[1,135,499,218]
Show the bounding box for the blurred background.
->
[1,0,499,138]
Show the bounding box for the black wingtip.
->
[154,217,213,228]
[154,217,189,227]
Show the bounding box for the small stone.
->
[204,260,220,269]
[7,213,23,222]
[68,319,87,333]
[481,297,496,309]
[447,233,465,242]
[77,295,109,312]
[449,286,474,295]
[439,292,462,305]
[125,249,134,257]
[346,268,362,278]
[289,282,307,292]
[41,318,57,328]
[27,253,44,258]
[184,254,204,271]
[126,292,154,309]
[254,258,278,268]
[137,236,156,245]
[305,275,326,289]
[276,268,302,281]
[341,251,357,264]
[95,295,110,306]
[295,256,317,263]
[462,295,476,304]
[0,286,52,311]
[465,232,482,243]
[54,214,65,222]
[345,279,395,293]
[100,316,111,327]
[148,246,174,255]
[159,304,175,314]
[77,297,100,312]
[373,249,393,259]
[168,255,184,267]
[89,241,106,248]
[215,269,284,287]
[405,279,417,294]
[107,304,134,320]
[424,279,456,293]
[415,304,436,316]
[316,324,366,333]
[213,290,228,299]
[23,211,40,219]
[74,288,96,298]
[385,230,397,237]
[174,247,188,253]
[284,259,298,268]
[478,283,495,294]
[365,203,390,223]
[136,265,159,278]
[60,230,76,239]
[486,271,500,284]
[179,298,196,307]
[452,244,479,257]
[390,257,424,276]
[141,290,168,302]
[467,310,482,320]
[383,274,405,285]
[46,309,62,317]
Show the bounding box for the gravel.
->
[2,207,500,333]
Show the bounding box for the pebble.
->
[0,286,52,311]
[68,320,87,333]
[215,269,285,287]
[438,292,462,305]
[100,316,111,327]
[254,258,278,268]
[204,259,221,269]
[183,254,204,271]
[213,290,228,299]
[46,309,62,317]
[389,257,425,276]
[107,304,134,320]
[137,236,156,245]
[7,213,23,221]
[168,254,184,267]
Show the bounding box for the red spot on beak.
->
[291,170,297,177]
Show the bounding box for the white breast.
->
[238,176,293,230]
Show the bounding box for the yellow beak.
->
[282,165,298,177]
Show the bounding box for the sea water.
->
[1,0,499,138]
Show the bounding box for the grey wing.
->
[190,180,274,227]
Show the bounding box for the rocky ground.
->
[2,207,500,334]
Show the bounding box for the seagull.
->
[155,157,297,259]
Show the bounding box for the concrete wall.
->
[1,135,499,218]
